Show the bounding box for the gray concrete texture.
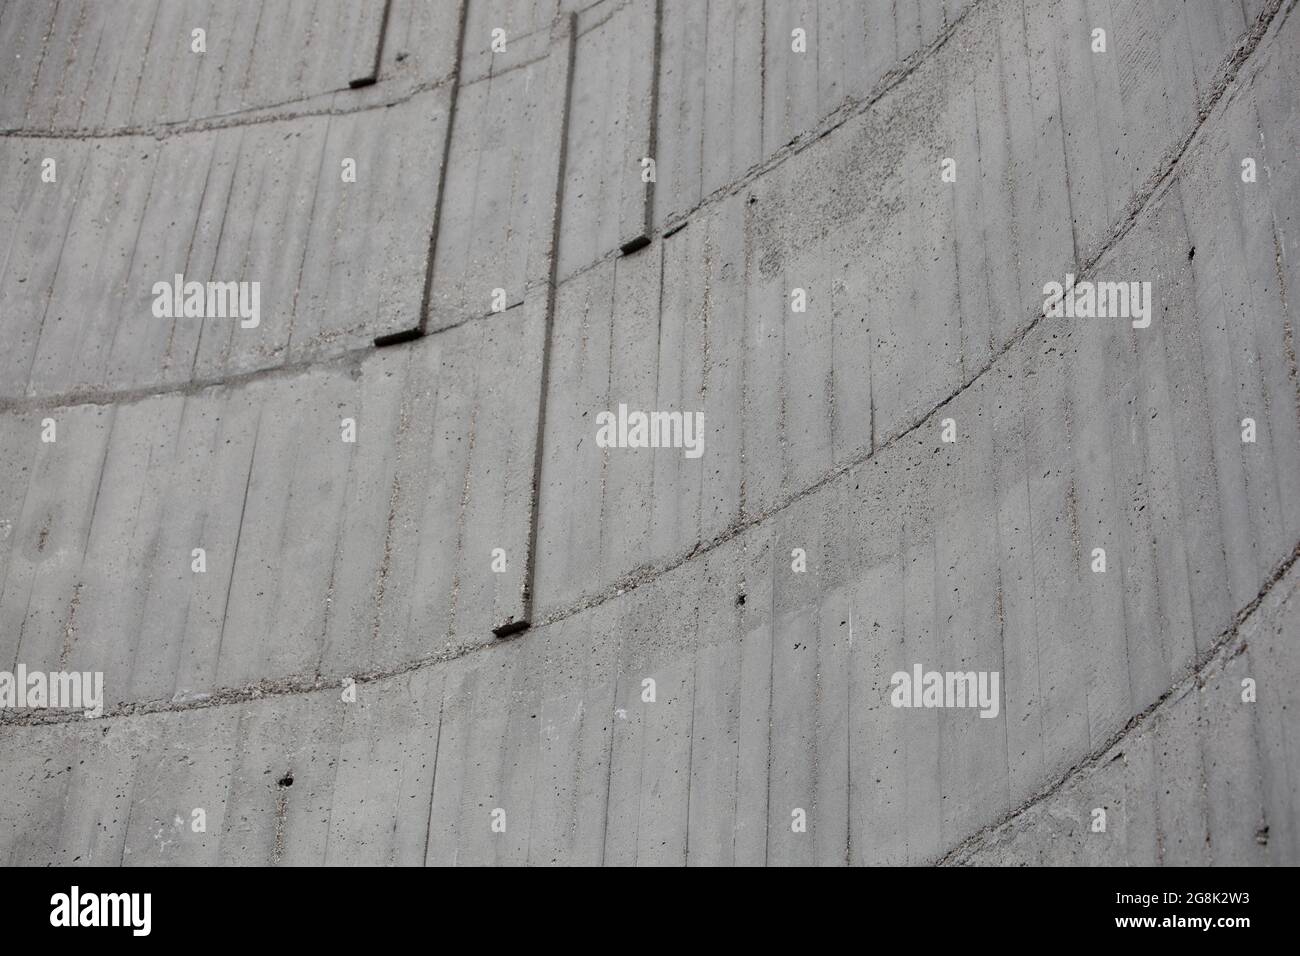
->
[0,0,1295,865]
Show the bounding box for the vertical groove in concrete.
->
[497,13,578,635]
[617,0,661,255]
[348,0,393,88]
[403,0,469,343]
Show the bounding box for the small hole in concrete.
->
[277,773,294,789]
[1188,246,1196,260]
[735,593,746,606]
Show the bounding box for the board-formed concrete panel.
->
[0,306,546,708]
[0,89,451,399]
[0,0,1295,868]
[0,0,420,131]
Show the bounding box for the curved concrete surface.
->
[0,0,1296,865]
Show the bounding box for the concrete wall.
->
[0,0,1295,865]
